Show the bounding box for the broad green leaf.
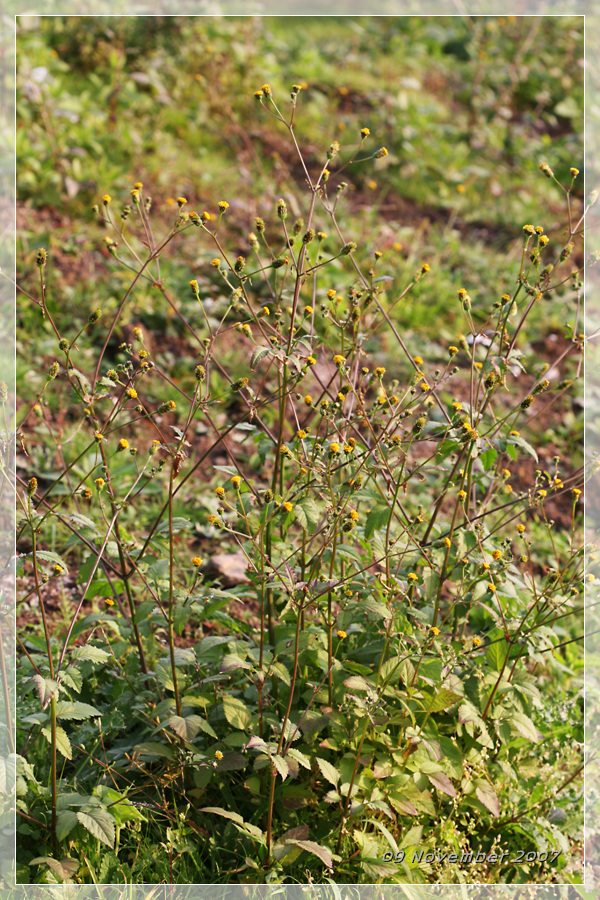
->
[296,498,320,533]
[201,807,265,843]
[56,809,79,841]
[134,742,175,760]
[77,808,115,848]
[426,688,462,712]
[168,714,207,741]
[41,725,72,760]
[287,747,311,770]
[485,636,509,672]
[272,754,289,780]
[316,757,340,786]
[55,701,101,721]
[361,598,392,619]
[510,712,541,742]
[364,506,391,540]
[69,646,110,665]
[222,695,252,730]
[30,550,69,572]
[479,447,497,471]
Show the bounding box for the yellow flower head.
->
[215,486,225,497]
[177,197,187,206]
[118,438,129,451]
[304,305,313,315]
[126,388,137,399]
[408,572,418,582]
[102,194,111,204]
[282,501,293,513]
[218,201,230,212]
[333,354,345,365]
[214,750,223,760]
[304,394,313,406]
[95,478,105,490]
[375,367,386,377]
[329,442,340,454]
[192,557,203,567]
[360,127,370,137]
[307,355,316,366]
[336,629,347,639]
[414,356,423,365]
[211,258,221,268]
[458,490,467,501]
[472,636,482,648]
[430,626,440,637]
[231,475,242,487]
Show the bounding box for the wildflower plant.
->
[15,61,588,886]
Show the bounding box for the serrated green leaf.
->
[168,714,206,741]
[69,647,110,667]
[55,701,101,721]
[41,725,72,760]
[222,695,252,730]
[77,807,115,848]
[479,447,497,471]
[250,345,271,370]
[316,757,340,786]
[426,688,462,712]
[56,809,79,841]
[364,506,390,540]
[30,550,69,572]
[272,754,289,780]
[287,747,311,769]
[510,711,541,742]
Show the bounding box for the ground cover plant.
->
[14,15,588,886]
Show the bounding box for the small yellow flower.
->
[393,242,402,251]
[307,355,316,366]
[102,194,111,204]
[177,197,187,206]
[53,564,64,574]
[538,489,547,499]
[326,289,336,299]
[444,537,452,548]
[192,557,203,567]
[414,356,423,365]
[421,263,430,273]
[588,574,596,583]
[95,478,105,490]
[349,510,359,522]
[539,234,549,246]
[304,394,313,406]
[376,147,388,158]
[126,388,138,399]
[329,442,340,454]
[211,258,221,268]
[360,127,370,137]
[134,182,143,189]
[570,167,579,178]
[104,598,115,607]
[517,524,526,533]
[282,501,293,513]
[94,431,104,442]
[456,184,465,193]
[448,346,458,356]
[458,490,467,501]
[333,354,345,365]
[523,224,535,234]
[510,429,520,436]
[408,572,418,582]
[420,382,430,392]
[492,550,502,560]
[452,401,463,411]
[472,636,482,648]
[336,630,347,639]
[304,305,313,315]
[215,486,225,497]
[218,201,230,211]
[231,475,242,487]
[572,488,582,499]
[297,429,307,439]
[375,367,386,377]
[430,626,440,637]
[488,583,497,592]
[118,438,129,451]
[215,750,224,760]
